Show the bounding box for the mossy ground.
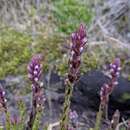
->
[0,27,128,79]
[0,28,97,78]
[0,27,64,78]
[0,28,32,78]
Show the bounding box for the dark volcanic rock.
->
[1,70,130,128]
[42,70,130,120]
[74,70,130,118]
[0,80,6,86]
[73,70,109,109]
[45,71,62,85]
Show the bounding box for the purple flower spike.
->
[35,89,46,109]
[0,84,7,112]
[26,54,45,130]
[68,24,87,83]
[27,54,45,109]
[100,83,109,106]
[100,58,121,107]
[108,58,121,92]
[109,58,121,78]
[28,54,42,83]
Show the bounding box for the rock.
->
[39,69,130,128]
[0,75,31,110]
[73,70,109,110]
[42,70,130,119]
[44,71,62,85]
[74,70,130,118]
[4,75,27,91]
[0,80,6,86]
[43,70,130,119]
[1,70,130,128]
[44,71,64,93]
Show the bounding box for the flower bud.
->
[68,24,87,83]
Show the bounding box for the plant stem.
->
[5,112,11,130]
[25,97,37,130]
[33,111,42,130]
[60,81,74,130]
[111,110,120,130]
[94,104,103,130]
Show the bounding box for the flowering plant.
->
[0,24,129,130]
[60,24,87,130]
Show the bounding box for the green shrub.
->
[0,27,64,78]
[52,0,93,34]
[0,28,32,78]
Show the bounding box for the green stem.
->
[33,111,42,130]
[25,98,37,130]
[60,81,73,130]
[5,112,11,130]
[94,104,103,130]
[12,124,17,130]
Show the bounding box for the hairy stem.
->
[25,97,37,130]
[5,112,11,130]
[60,81,73,130]
[94,104,103,130]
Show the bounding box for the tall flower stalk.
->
[60,24,87,130]
[94,58,121,130]
[25,54,45,130]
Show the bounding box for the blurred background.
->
[0,0,130,78]
[0,0,130,129]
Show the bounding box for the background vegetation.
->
[0,0,93,78]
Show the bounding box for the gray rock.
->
[1,70,130,129]
[74,70,130,118]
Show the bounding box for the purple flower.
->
[108,58,121,93]
[34,89,46,109]
[10,114,20,125]
[0,84,7,112]
[100,58,121,106]
[27,54,45,109]
[68,24,87,83]
[26,54,45,130]
[69,110,78,121]
[109,58,121,81]
[100,83,109,106]
[68,127,74,130]
[27,54,42,83]
[69,110,79,129]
